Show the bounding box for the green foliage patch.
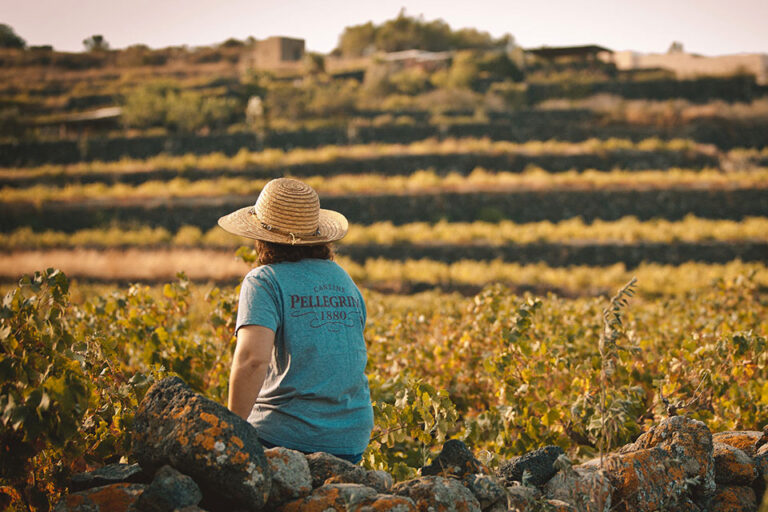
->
[1,267,767,507]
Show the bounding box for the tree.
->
[477,51,524,82]
[121,81,239,133]
[451,27,494,50]
[83,34,109,52]
[375,9,439,53]
[334,11,512,56]
[444,51,481,89]
[0,24,26,49]
[220,38,244,48]
[303,52,326,75]
[668,41,684,54]
[337,21,376,57]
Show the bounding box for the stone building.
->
[526,45,613,65]
[611,50,768,84]
[247,36,305,69]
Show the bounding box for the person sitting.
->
[218,177,373,464]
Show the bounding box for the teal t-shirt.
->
[235,259,373,455]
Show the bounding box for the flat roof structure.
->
[526,45,613,59]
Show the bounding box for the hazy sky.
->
[3,0,767,56]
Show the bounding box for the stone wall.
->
[55,377,768,512]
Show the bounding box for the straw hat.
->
[217,178,348,245]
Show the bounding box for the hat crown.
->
[254,178,320,235]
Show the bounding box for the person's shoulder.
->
[325,261,362,292]
[319,259,350,276]
[244,264,278,283]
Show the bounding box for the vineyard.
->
[2,22,768,512]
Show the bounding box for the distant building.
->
[247,36,305,69]
[611,50,768,84]
[381,49,452,72]
[526,45,613,64]
[325,50,450,77]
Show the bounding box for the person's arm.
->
[228,325,275,420]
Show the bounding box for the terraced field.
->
[2,131,767,288]
[4,37,768,511]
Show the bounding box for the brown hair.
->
[255,240,334,266]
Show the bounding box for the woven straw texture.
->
[218,178,348,245]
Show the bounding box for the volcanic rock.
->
[348,494,418,512]
[712,431,764,457]
[461,473,507,510]
[279,483,378,511]
[264,447,312,507]
[544,464,612,512]
[604,446,689,512]
[68,463,149,492]
[709,484,758,512]
[496,445,564,486]
[713,442,757,485]
[305,452,392,493]
[421,439,486,478]
[393,475,481,512]
[132,376,271,510]
[136,465,202,512]
[507,482,541,511]
[53,483,145,512]
[621,415,715,502]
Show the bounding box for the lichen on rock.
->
[461,473,507,510]
[53,483,146,512]
[709,484,758,512]
[620,415,715,503]
[544,464,612,512]
[131,376,271,511]
[68,463,149,492]
[305,452,393,493]
[264,447,313,508]
[713,431,764,457]
[136,465,202,512]
[604,446,689,512]
[713,442,757,485]
[348,493,417,512]
[393,475,481,512]
[279,483,378,512]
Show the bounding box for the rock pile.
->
[54,377,768,512]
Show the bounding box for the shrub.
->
[122,81,241,133]
[116,44,170,67]
[52,51,108,70]
[190,47,223,64]
[336,10,508,56]
[0,106,24,140]
[0,24,25,49]
[442,51,481,90]
[82,35,109,52]
[122,81,177,129]
[389,68,432,95]
[306,79,359,117]
[1,270,91,506]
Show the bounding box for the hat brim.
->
[218,206,348,245]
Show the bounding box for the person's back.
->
[236,259,372,456]
[219,177,373,463]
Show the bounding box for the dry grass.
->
[4,215,768,251]
[0,248,249,282]
[0,136,707,179]
[539,94,768,123]
[4,167,768,205]
[2,249,766,297]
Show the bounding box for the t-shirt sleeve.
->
[236,268,280,333]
